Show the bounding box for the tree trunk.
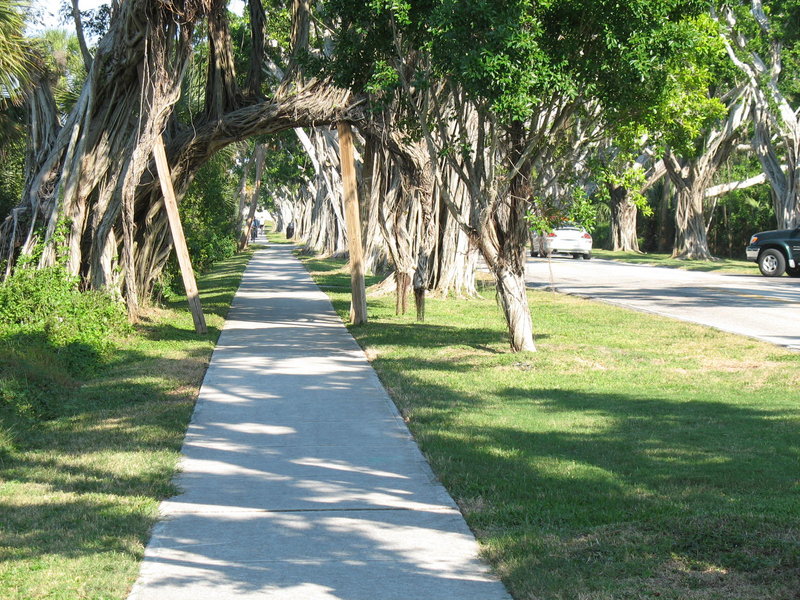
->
[662,90,748,261]
[721,8,800,229]
[609,185,640,252]
[493,263,536,352]
[245,0,266,97]
[656,178,673,253]
[395,271,411,315]
[235,148,253,235]
[205,0,241,119]
[403,79,536,350]
[373,157,416,316]
[357,123,435,320]
[486,228,535,353]
[672,185,713,260]
[392,193,417,315]
[402,154,435,322]
[359,137,391,275]
[752,106,800,229]
[481,122,536,352]
[293,128,347,256]
[430,170,478,297]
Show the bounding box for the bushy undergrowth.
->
[0,265,129,422]
[186,230,238,273]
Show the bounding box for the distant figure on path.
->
[251,217,260,241]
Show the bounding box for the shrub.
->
[186,230,238,272]
[0,265,129,422]
[42,288,131,376]
[0,266,78,326]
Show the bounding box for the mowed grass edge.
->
[591,250,758,275]
[0,249,254,600]
[300,251,800,600]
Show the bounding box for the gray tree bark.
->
[722,4,800,229]
[609,185,640,252]
[664,87,750,260]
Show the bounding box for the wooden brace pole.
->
[337,122,368,325]
[153,135,208,334]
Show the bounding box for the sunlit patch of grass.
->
[592,249,758,274]
[0,250,252,600]
[303,253,800,600]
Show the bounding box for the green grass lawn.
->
[592,249,758,275]
[302,253,800,600]
[0,250,253,600]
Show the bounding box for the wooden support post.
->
[153,135,208,334]
[337,121,368,325]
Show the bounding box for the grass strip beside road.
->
[0,250,253,600]
[302,253,800,600]
[592,249,759,275]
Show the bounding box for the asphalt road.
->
[525,255,800,351]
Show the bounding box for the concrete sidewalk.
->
[128,243,511,600]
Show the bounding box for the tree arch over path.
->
[1,0,715,353]
[0,0,356,317]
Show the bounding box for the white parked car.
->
[531,225,592,259]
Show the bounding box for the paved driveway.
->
[525,256,800,350]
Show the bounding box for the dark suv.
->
[746,228,800,277]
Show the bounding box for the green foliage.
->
[565,187,597,232]
[0,266,77,325]
[0,0,36,106]
[320,0,399,91]
[365,59,400,95]
[326,0,709,124]
[58,1,111,39]
[177,151,239,275]
[592,152,654,218]
[528,187,597,233]
[263,130,312,192]
[230,6,292,94]
[35,28,87,114]
[0,264,129,420]
[427,0,554,120]
[0,133,24,218]
[638,14,733,157]
[0,221,128,419]
[0,267,129,366]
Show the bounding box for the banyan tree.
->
[1,0,355,318]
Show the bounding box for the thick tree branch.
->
[204,0,241,118]
[70,0,92,72]
[246,0,266,97]
[704,173,768,198]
